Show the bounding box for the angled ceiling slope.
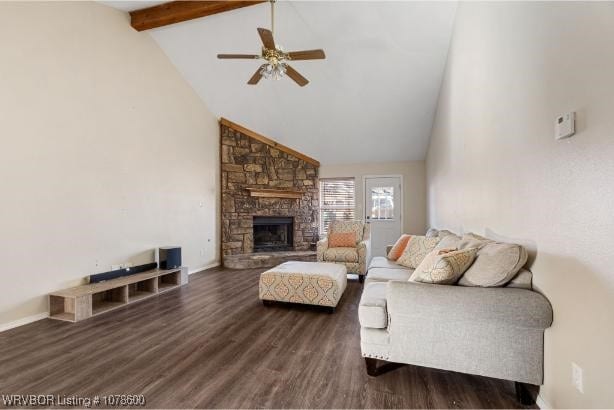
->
[104,1,457,164]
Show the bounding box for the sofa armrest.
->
[386,281,553,329]
[316,239,328,262]
[357,239,371,275]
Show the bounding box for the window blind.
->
[319,178,355,236]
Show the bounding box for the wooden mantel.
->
[220,118,320,167]
[246,188,303,199]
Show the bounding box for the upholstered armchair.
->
[317,220,371,282]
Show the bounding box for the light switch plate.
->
[572,362,584,393]
[555,112,575,140]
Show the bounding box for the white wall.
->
[0,2,220,328]
[320,161,426,235]
[426,2,614,408]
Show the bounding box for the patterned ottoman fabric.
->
[259,261,347,307]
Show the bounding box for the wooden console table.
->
[48,267,188,322]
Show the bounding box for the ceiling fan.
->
[217,0,326,86]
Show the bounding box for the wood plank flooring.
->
[0,267,535,409]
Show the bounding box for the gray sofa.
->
[359,234,553,404]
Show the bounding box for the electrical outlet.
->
[572,362,584,393]
[111,264,121,271]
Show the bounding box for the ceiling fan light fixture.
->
[260,62,287,80]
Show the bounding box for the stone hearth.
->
[220,119,320,263]
[223,250,316,270]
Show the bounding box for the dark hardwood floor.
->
[0,267,535,409]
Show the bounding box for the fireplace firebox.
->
[253,216,294,252]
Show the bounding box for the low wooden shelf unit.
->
[49,267,188,323]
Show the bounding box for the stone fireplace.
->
[220,119,320,262]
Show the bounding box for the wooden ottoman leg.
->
[359,275,365,284]
[515,382,536,405]
[262,300,274,307]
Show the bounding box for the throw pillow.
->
[397,236,441,268]
[458,242,528,287]
[328,232,356,248]
[457,233,491,250]
[425,228,439,238]
[410,248,478,284]
[435,232,462,250]
[387,234,411,261]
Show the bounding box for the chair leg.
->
[515,382,536,406]
[365,357,379,376]
[364,357,405,377]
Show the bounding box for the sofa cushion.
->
[369,256,408,270]
[397,236,440,268]
[410,248,478,284]
[358,282,388,329]
[366,267,413,283]
[323,247,358,263]
[506,268,533,290]
[387,234,412,261]
[458,241,528,287]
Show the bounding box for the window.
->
[319,178,355,236]
[369,186,394,220]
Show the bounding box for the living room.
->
[0,1,612,409]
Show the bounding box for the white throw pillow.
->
[458,242,528,287]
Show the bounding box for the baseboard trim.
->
[189,262,220,275]
[0,312,49,333]
[536,393,551,409]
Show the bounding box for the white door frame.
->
[362,174,404,231]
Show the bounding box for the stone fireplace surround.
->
[220,119,320,264]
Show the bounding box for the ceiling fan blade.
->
[257,27,276,50]
[248,65,266,85]
[218,54,260,59]
[285,65,309,87]
[287,49,326,60]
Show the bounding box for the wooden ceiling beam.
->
[130,1,266,32]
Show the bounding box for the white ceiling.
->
[103,1,457,164]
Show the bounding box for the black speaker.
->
[159,246,181,269]
[89,262,158,284]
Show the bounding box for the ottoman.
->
[259,261,347,311]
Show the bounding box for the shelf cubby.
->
[128,277,158,302]
[92,286,128,315]
[158,271,180,292]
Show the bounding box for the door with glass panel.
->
[364,176,402,257]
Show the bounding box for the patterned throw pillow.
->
[396,236,441,268]
[328,232,356,248]
[410,248,478,284]
[387,234,411,261]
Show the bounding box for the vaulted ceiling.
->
[103,1,457,164]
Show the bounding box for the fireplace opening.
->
[253,216,294,252]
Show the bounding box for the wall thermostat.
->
[555,112,575,140]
